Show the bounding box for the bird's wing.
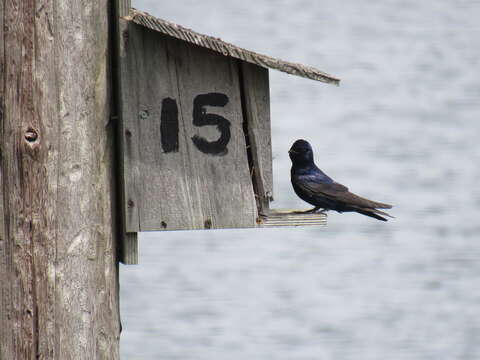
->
[295,178,348,197]
[296,179,391,209]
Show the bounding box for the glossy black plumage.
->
[289,139,393,221]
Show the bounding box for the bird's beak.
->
[288,149,297,154]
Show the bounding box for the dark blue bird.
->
[289,139,393,221]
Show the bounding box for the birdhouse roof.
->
[125,9,340,85]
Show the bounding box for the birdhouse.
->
[115,9,340,262]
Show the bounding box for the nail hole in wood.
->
[204,219,212,229]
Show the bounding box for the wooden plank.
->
[114,0,139,263]
[166,40,257,230]
[2,0,44,356]
[0,0,121,358]
[258,210,327,227]
[31,1,58,356]
[117,0,130,17]
[44,1,121,357]
[0,0,4,245]
[0,0,10,356]
[124,32,258,231]
[120,233,138,265]
[240,62,273,216]
[132,31,196,231]
[117,19,141,233]
[129,9,341,85]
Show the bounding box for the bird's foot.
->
[294,207,325,214]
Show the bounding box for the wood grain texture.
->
[118,0,131,17]
[119,26,257,231]
[258,210,327,227]
[131,30,187,231]
[168,40,257,230]
[129,9,340,85]
[0,0,9,355]
[120,232,138,265]
[0,0,120,358]
[240,62,273,215]
[117,19,142,233]
[115,11,139,261]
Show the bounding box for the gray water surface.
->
[121,1,480,359]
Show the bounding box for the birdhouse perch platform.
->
[115,9,339,264]
[258,210,327,227]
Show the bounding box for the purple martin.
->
[289,139,393,221]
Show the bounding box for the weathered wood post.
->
[0,0,120,358]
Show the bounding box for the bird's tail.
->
[354,207,394,221]
[371,201,392,209]
[357,197,392,209]
[346,192,392,210]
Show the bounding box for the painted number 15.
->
[160,92,231,156]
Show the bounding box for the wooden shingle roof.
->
[126,9,340,86]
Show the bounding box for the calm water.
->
[121,1,480,359]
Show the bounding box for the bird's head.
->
[289,139,314,165]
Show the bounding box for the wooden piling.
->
[0,0,121,358]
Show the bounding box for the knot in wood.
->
[24,128,38,143]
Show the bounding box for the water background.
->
[121,1,480,359]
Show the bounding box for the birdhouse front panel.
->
[118,24,258,231]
